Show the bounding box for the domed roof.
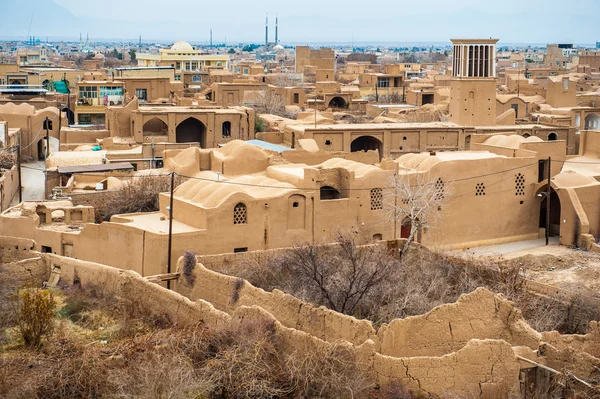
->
[171,41,194,52]
[273,44,285,52]
[93,53,105,59]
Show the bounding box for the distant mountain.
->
[1,0,80,40]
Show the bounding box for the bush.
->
[183,250,197,286]
[14,287,56,348]
[254,116,265,133]
[95,175,179,223]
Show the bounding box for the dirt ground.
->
[454,243,600,298]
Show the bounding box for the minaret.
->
[265,14,269,46]
[210,29,213,48]
[79,32,82,51]
[449,38,499,126]
[138,35,141,50]
[275,14,278,44]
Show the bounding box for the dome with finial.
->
[171,41,194,52]
[273,44,285,53]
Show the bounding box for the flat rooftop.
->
[289,122,461,132]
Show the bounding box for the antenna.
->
[26,13,34,44]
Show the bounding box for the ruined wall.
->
[0,165,19,211]
[377,288,541,358]
[374,339,521,398]
[30,251,523,398]
[0,236,37,264]
[175,260,377,346]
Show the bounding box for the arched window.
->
[192,75,202,83]
[222,121,231,138]
[548,132,558,141]
[320,186,341,200]
[233,203,247,224]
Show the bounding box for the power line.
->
[173,161,540,191]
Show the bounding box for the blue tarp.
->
[246,140,291,153]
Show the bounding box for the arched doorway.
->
[351,136,383,160]
[539,188,561,238]
[143,117,168,136]
[328,96,347,109]
[37,137,60,160]
[584,113,600,130]
[548,132,558,141]
[176,117,206,147]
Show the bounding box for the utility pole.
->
[151,136,155,169]
[546,156,551,245]
[314,95,317,128]
[16,132,22,203]
[166,171,175,289]
[57,106,61,149]
[44,116,50,200]
[517,65,521,97]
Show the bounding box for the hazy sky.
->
[2,0,598,44]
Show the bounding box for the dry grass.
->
[0,279,381,399]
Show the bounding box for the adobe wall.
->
[0,165,19,211]
[175,259,377,346]
[37,252,522,398]
[377,288,541,358]
[0,242,577,398]
[44,253,230,328]
[374,339,521,398]
[0,235,37,264]
[0,256,48,288]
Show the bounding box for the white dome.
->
[273,44,285,52]
[171,41,194,52]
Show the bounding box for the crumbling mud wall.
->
[175,260,377,346]
[0,236,37,264]
[4,251,522,398]
[542,322,600,361]
[0,257,47,289]
[44,254,230,328]
[377,288,541,358]
[3,238,599,398]
[374,339,521,398]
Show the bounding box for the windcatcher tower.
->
[449,39,499,126]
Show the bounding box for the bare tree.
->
[253,89,285,114]
[386,172,450,255]
[277,233,397,315]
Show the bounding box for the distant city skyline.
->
[0,0,597,45]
